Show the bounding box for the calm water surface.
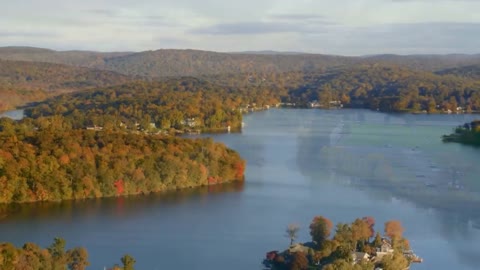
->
[0,109,24,120]
[1,109,480,269]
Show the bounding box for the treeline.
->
[0,116,245,204]
[25,78,280,132]
[287,65,480,112]
[443,120,480,146]
[265,216,416,270]
[0,237,135,270]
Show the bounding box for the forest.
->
[264,216,419,270]
[0,115,244,204]
[286,65,480,112]
[0,237,135,270]
[24,78,279,132]
[20,64,480,133]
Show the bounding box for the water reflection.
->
[294,109,480,269]
[0,182,244,223]
[0,109,25,120]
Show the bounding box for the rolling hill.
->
[2,46,479,78]
[0,59,135,111]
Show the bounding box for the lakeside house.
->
[352,252,371,264]
[86,125,103,131]
[264,237,422,269]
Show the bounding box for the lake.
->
[0,109,24,120]
[1,109,479,270]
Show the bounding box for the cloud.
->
[80,9,182,28]
[391,0,477,1]
[191,22,294,35]
[84,9,118,17]
[1,0,479,54]
[269,14,329,21]
[153,37,193,48]
[0,31,58,38]
[301,21,480,55]
[190,14,336,36]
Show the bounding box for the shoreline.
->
[0,178,244,206]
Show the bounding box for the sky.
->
[1,0,479,55]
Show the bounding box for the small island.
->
[442,120,480,146]
[263,216,422,270]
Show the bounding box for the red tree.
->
[114,179,125,196]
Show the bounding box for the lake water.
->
[1,109,480,270]
[0,109,24,120]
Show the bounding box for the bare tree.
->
[286,224,300,246]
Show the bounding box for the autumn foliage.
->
[384,220,405,240]
[309,216,333,245]
[0,118,245,204]
[114,179,125,196]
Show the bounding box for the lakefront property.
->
[263,216,422,270]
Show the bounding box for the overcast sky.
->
[1,0,479,55]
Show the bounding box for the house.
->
[309,101,321,108]
[329,100,343,107]
[86,125,103,131]
[352,252,371,264]
[181,118,198,128]
[378,239,394,253]
[373,239,395,261]
[288,243,310,254]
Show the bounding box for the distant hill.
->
[0,60,135,111]
[230,50,308,55]
[436,64,480,80]
[0,46,133,68]
[101,49,357,77]
[364,54,480,72]
[2,46,479,78]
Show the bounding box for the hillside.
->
[0,60,135,111]
[0,46,132,67]
[436,64,480,80]
[364,54,480,72]
[2,47,480,78]
[286,65,480,112]
[100,49,358,77]
[2,47,480,114]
